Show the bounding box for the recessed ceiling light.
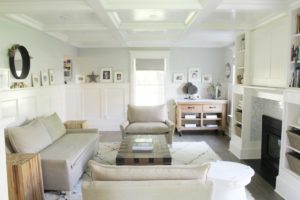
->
[134,9,165,21]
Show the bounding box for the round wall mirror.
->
[8,44,31,79]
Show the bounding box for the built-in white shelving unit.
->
[276,4,300,199]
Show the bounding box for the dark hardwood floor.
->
[99,131,284,200]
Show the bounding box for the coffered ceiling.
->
[0,0,294,48]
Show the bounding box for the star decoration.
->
[87,72,99,83]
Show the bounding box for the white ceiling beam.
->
[119,23,186,30]
[6,14,70,44]
[198,23,251,31]
[102,1,202,10]
[0,1,91,14]
[217,0,288,10]
[174,0,223,46]
[44,24,107,31]
[6,14,44,31]
[84,0,127,46]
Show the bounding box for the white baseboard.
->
[276,172,300,200]
[240,147,261,159]
[229,142,261,160]
[229,141,242,159]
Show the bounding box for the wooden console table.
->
[175,99,227,136]
[6,153,44,200]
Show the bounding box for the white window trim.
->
[130,50,170,105]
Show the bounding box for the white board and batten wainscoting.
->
[65,83,129,131]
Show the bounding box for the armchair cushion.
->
[128,104,167,123]
[126,122,169,134]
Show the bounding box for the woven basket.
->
[235,124,242,137]
[287,152,300,175]
[287,130,300,151]
[235,111,242,122]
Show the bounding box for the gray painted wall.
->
[0,18,77,86]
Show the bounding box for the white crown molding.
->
[46,32,69,42]
[0,1,91,13]
[218,0,288,10]
[44,24,107,31]
[119,22,186,30]
[198,23,252,31]
[252,11,288,30]
[6,14,43,31]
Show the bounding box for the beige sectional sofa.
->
[82,160,213,200]
[5,113,99,191]
[120,104,175,144]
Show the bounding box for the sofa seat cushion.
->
[89,160,210,181]
[40,133,98,169]
[7,119,52,153]
[38,112,66,142]
[126,122,169,134]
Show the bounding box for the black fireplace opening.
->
[261,115,282,186]
[244,115,282,187]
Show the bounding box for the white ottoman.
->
[207,161,254,200]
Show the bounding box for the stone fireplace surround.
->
[229,86,283,160]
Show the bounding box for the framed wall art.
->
[114,72,123,83]
[41,71,49,86]
[202,74,212,83]
[0,68,10,90]
[75,75,85,84]
[173,73,185,83]
[32,73,40,87]
[188,68,201,82]
[100,68,112,82]
[48,69,55,85]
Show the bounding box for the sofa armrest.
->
[165,120,175,145]
[66,128,98,134]
[120,121,129,137]
[64,120,88,129]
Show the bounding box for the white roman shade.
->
[135,59,165,71]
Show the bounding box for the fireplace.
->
[261,115,282,186]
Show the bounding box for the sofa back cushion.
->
[7,119,52,153]
[127,104,167,123]
[89,160,209,182]
[38,113,66,142]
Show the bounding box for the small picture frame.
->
[32,73,40,87]
[188,68,201,82]
[41,71,49,86]
[48,69,55,85]
[114,72,123,83]
[173,73,185,83]
[75,75,85,84]
[0,68,10,90]
[202,74,212,83]
[100,68,113,82]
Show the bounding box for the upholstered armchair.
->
[120,104,175,145]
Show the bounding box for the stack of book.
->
[206,114,218,119]
[132,138,153,152]
[185,114,197,119]
[206,124,218,128]
[185,124,197,128]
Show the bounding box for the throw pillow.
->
[38,112,66,142]
[89,160,209,182]
[128,104,167,123]
[7,119,52,153]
